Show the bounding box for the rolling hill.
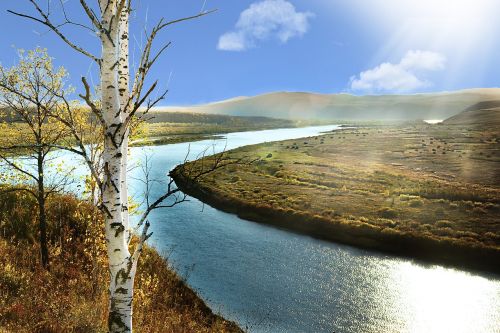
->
[443,100,500,126]
[154,88,500,121]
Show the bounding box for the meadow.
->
[172,122,500,272]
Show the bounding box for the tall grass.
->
[0,190,241,333]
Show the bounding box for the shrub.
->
[376,218,397,227]
[409,199,424,207]
[399,194,420,201]
[229,176,241,183]
[377,207,398,218]
[436,220,453,228]
[323,209,336,216]
[434,207,445,216]
[434,227,455,237]
[472,206,487,215]
[274,171,287,178]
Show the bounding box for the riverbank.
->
[0,110,329,152]
[0,189,242,332]
[171,123,500,274]
[131,116,330,146]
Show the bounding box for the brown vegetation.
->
[172,123,500,273]
[0,190,241,333]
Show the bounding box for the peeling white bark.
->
[99,3,135,332]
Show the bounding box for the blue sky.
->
[0,0,499,105]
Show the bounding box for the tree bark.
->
[37,151,49,269]
[100,4,135,332]
[7,1,211,332]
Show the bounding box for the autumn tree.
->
[0,48,74,269]
[8,1,214,331]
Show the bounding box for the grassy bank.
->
[171,123,500,273]
[0,189,242,333]
[0,111,328,151]
[131,114,329,146]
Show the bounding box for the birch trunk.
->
[7,0,209,331]
[100,3,134,332]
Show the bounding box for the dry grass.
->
[0,190,241,333]
[173,123,500,271]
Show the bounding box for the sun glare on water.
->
[386,262,500,333]
[423,120,443,124]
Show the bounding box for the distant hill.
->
[1,107,295,127]
[143,111,294,126]
[443,100,500,126]
[154,88,500,121]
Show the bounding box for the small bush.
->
[436,220,453,228]
[229,176,240,183]
[409,199,424,207]
[377,207,398,218]
[274,171,287,178]
[399,194,420,201]
[434,207,445,216]
[434,227,455,237]
[376,218,397,227]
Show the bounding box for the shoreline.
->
[171,167,500,276]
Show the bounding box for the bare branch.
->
[8,0,101,64]
[79,0,103,31]
[79,76,105,126]
[156,9,217,31]
[0,153,38,182]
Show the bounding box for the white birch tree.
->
[9,1,214,331]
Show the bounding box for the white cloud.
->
[218,32,246,52]
[399,50,446,71]
[217,0,314,51]
[350,50,446,93]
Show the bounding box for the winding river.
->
[124,125,500,333]
[13,125,497,332]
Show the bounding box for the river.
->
[123,125,500,333]
[8,125,497,332]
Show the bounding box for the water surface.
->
[125,125,500,333]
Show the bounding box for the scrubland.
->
[0,190,241,333]
[172,123,500,272]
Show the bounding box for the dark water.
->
[39,125,500,332]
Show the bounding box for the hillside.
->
[154,88,500,121]
[0,190,241,332]
[443,100,500,126]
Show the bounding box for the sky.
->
[0,0,499,105]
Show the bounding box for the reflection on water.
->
[423,119,443,124]
[389,263,499,333]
